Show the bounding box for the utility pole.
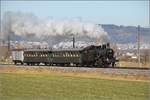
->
[137,25,141,67]
[73,35,75,48]
[8,34,10,51]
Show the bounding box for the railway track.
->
[0,64,149,77]
[0,63,149,70]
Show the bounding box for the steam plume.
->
[1,11,109,46]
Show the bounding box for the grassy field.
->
[0,72,149,100]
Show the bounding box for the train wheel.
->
[14,61,17,65]
[21,62,23,65]
[27,63,29,66]
[45,63,47,66]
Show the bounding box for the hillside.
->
[101,24,150,44]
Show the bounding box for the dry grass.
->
[117,61,150,68]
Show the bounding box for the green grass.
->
[0,73,149,100]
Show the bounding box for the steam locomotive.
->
[12,43,116,67]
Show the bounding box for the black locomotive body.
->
[12,43,116,67]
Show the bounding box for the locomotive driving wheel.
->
[95,57,103,67]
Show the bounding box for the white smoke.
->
[1,11,109,46]
[53,41,95,49]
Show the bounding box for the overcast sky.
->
[1,0,149,27]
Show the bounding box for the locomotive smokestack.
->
[73,35,75,48]
[106,43,110,48]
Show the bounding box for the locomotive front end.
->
[94,43,116,67]
[106,48,116,67]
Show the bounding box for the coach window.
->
[63,52,65,57]
[73,53,76,57]
[44,53,45,57]
[65,52,67,57]
[64,52,66,57]
[32,53,34,57]
[72,52,74,57]
[70,52,71,57]
[30,53,32,57]
[76,52,78,57]
[55,53,57,57]
[59,52,60,57]
[59,52,61,57]
[60,52,62,57]
[58,52,60,57]
[45,53,47,57]
[75,52,77,57]
[38,53,40,57]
